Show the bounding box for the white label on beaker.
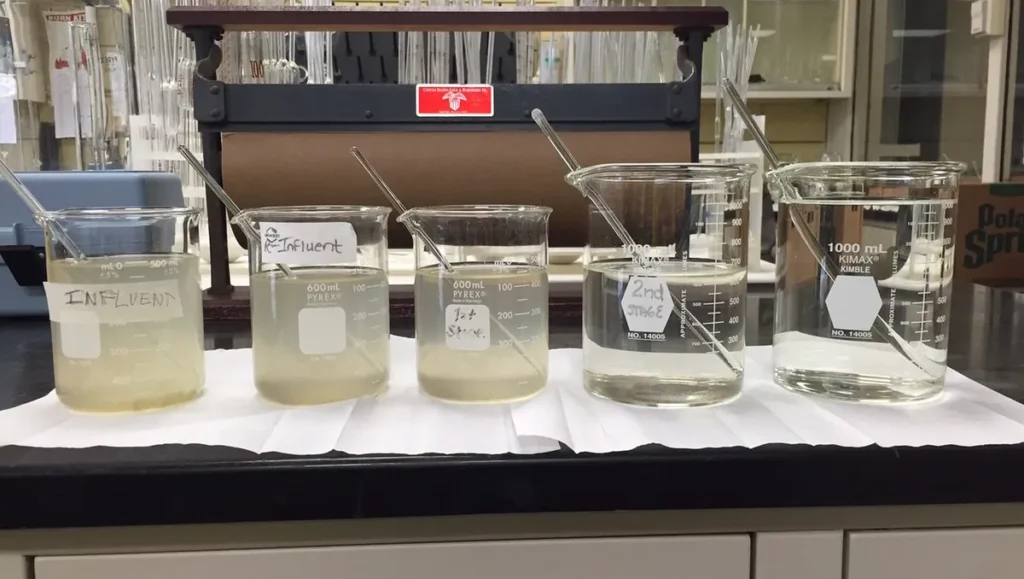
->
[297,306,347,356]
[824,274,881,335]
[261,222,358,266]
[620,276,673,335]
[445,304,490,351]
[58,309,101,360]
[43,280,184,324]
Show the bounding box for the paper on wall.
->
[0,98,17,145]
[0,15,15,79]
[42,8,95,139]
[0,15,17,144]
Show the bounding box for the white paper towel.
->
[2,337,1024,455]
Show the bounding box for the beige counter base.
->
[5,505,1024,579]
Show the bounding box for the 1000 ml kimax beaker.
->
[39,207,205,413]
[567,163,754,407]
[401,205,552,404]
[234,205,392,405]
[766,161,966,403]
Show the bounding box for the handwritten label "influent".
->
[43,280,184,324]
[262,221,358,266]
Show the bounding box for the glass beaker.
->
[401,205,552,404]
[233,206,392,406]
[566,163,754,408]
[766,161,966,403]
[38,207,205,413]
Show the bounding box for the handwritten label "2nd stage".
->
[262,222,358,266]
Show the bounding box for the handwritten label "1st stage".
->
[445,304,490,351]
[43,280,184,324]
[261,222,358,266]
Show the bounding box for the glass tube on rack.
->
[70,22,110,170]
[95,2,133,169]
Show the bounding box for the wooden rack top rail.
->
[166,5,729,33]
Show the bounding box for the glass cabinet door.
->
[862,0,987,176]
[697,0,746,87]
[746,0,843,92]
[1004,3,1024,181]
[657,0,847,91]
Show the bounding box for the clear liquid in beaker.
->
[774,198,956,403]
[251,267,390,405]
[583,260,746,407]
[47,254,205,413]
[414,263,548,403]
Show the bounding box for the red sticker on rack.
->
[415,84,494,118]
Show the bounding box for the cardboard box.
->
[955,183,1024,286]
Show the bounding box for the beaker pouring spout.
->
[227,212,260,246]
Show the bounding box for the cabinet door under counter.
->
[34,535,751,579]
[847,528,1024,579]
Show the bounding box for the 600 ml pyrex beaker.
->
[402,205,551,404]
[234,206,392,405]
[767,162,966,403]
[567,163,754,407]
[39,207,205,413]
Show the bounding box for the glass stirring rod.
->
[0,155,85,261]
[177,145,294,278]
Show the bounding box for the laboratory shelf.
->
[168,4,728,32]
[701,87,851,100]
